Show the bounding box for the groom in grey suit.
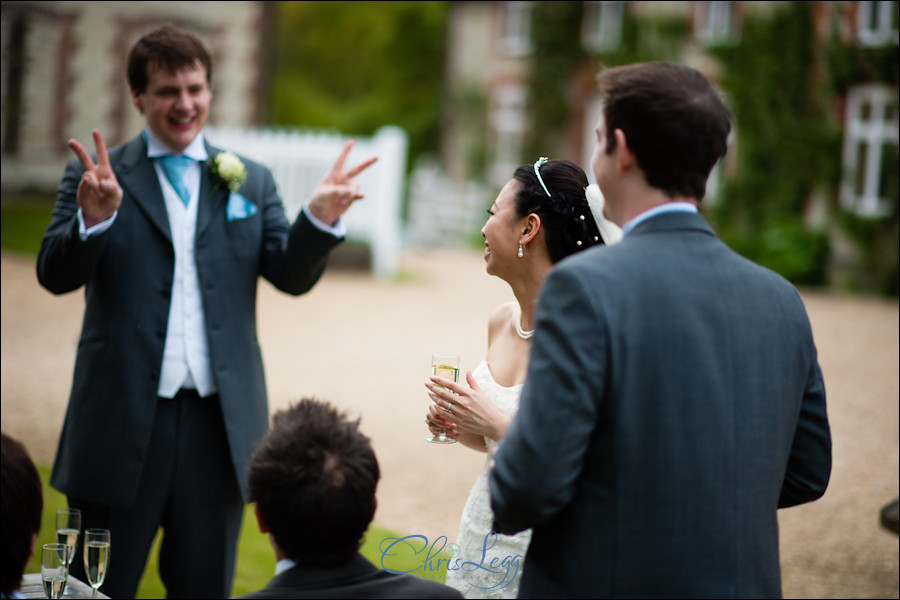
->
[490,61,831,598]
[37,25,376,599]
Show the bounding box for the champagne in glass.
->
[41,543,69,599]
[43,576,67,600]
[83,529,110,599]
[427,352,460,444]
[55,508,80,595]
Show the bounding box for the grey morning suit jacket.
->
[37,133,340,507]
[490,212,831,598]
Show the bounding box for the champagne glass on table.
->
[427,352,460,444]
[83,529,110,599]
[41,543,69,599]
[55,508,80,595]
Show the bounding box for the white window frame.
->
[841,84,899,217]
[857,1,900,47]
[582,1,625,53]
[497,1,533,56]
[489,84,527,186]
[695,1,740,46]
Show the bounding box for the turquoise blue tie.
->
[155,155,194,206]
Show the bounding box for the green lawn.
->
[1,199,54,256]
[27,465,448,598]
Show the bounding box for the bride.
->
[425,158,621,598]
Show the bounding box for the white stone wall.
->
[0,0,265,190]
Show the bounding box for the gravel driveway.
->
[2,248,897,598]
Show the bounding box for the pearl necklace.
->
[516,316,534,340]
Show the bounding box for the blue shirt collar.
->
[275,557,297,575]
[143,128,208,161]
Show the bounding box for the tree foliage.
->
[269,1,448,168]
[526,1,585,160]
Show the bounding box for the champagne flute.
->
[83,529,110,599]
[55,508,80,595]
[427,352,460,444]
[41,543,69,599]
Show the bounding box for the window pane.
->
[855,142,869,197]
[843,84,899,216]
[583,1,624,52]
[499,1,533,55]
[858,0,900,45]
[860,100,873,121]
[878,143,899,198]
[697,1,737,46]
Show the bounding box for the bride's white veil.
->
[585,184,623,245]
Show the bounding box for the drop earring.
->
[518,244,524,258]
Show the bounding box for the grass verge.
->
[26,466,448,597]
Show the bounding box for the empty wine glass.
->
[427,352,460,444]
[83,529,110,599]
[55,508,80,595]
[41,543,69,599]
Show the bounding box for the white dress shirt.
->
[145,129,216,398]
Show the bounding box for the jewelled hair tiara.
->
[533,156,551,197]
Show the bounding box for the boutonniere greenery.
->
[210,151,247,193]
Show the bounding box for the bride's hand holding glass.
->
[426,352,460,444]
[425,405,458,440]
[426,371,511,442]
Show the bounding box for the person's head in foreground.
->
[1,432,43,598]
[248,398,379,567]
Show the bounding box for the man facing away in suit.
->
[489,61,832,598]
[36,24,377,599]
[239,397,462,599]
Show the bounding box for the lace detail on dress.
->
[445,360,531,599]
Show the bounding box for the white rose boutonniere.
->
[210,151,247,193]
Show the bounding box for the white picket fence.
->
[204,124,408,280]
[405,158,493,248]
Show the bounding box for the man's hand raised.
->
[306,139,378,227]
[68,129,123,228]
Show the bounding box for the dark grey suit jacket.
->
[490,211,831,598]
[37,132,341,507]
[237,554,463,599]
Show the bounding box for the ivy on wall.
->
[707,1,838,287]
[526,1,587,161]
[527,1,897,296]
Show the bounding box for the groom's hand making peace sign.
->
[67,129,123,229]
[307,138,378,227]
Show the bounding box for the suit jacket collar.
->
[117,135,172,242]
[198,140,228,237]
[627,210,717,238]
[261,554,378,593]
[115,134,229,241]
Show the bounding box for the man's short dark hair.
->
[127,24,213,93]
[598,61,733,201]
[248,398,380,567]
[1,432,43,597]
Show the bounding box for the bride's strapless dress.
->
[445,360,532,599]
